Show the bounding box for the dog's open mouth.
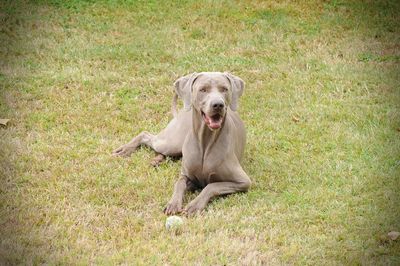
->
[202,112,223,130]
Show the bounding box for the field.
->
[1,0,399,264]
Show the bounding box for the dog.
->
[113,72,251,215]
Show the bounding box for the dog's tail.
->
[171,93,179,118]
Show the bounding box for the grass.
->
[1,0,399,264]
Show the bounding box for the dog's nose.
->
[211,100,225,111]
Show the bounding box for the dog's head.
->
[174,72,244,130]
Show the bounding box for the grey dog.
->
[113,72,251,215]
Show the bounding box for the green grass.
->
[1,0,399,264]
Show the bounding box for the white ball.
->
[165,215,184,230]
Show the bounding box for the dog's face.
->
[174,72,244,130]
[192,73,231,130]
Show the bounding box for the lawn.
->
[1,0,399,264]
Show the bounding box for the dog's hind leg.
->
[113,109,190,160]
[113,131,157,157]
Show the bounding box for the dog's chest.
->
[182,142,228,187]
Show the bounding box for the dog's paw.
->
[164,201,182,215]
[112,145,135,157]
[150,154,165,167]
[183,200,206,216]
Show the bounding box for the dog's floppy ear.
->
[224,72,244,111]
[174,72,199,111]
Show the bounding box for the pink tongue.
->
[205,115,222,129]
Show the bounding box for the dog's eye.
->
[221,87,228,92]
[200,88,207,93]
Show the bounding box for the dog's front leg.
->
[164,176,190,215]
[184,180,251,215]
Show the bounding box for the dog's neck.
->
[192,109,225,154]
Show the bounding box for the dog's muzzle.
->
[202,99,225,130]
